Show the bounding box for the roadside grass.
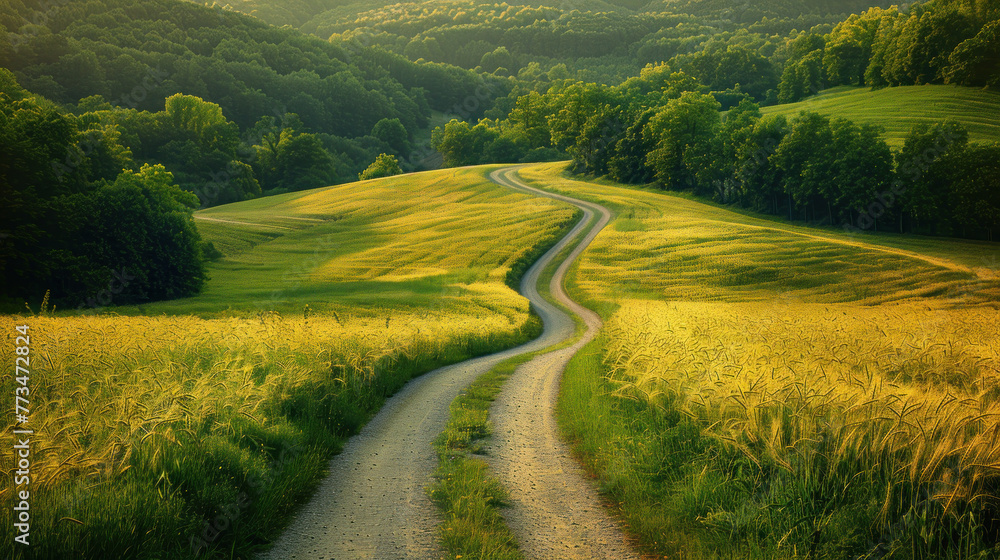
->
[519,163,1000,559]
[760,85,1000,148]
[428,204,598,560]
[0,312,542,560]
[0,166,575,560]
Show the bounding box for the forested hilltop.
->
[215,0,997,109]
[218,0,898,86]
[214,0,899,29]
[1,0,499,177]
[424,0,1000,240]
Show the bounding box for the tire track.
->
[257,166,627,559]
[487,168,639,560]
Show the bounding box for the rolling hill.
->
[143,165,577,315]
[761,85,1000,148]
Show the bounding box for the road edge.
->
[427,165,616,559]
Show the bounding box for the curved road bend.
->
[487,168,638,560]
[258,165,630,559]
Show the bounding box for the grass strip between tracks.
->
[428,209,596,559]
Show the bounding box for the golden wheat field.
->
[0,165,568,484]
[524,162,1000,555]
[518,163,1000,306]
[0,166,576,557]
[0,305,527,493]
[603,300,1000,512]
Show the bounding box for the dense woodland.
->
[428,0,1000,238]
[0,70,209,306]
[1,0,998,307]
[0,0,500,178]
[286,1,900,89]
[434,72,1000,239]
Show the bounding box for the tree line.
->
[433,69,1000,241]
[778,0,999,102]
[0,72,208,309]
[0,66,420,308]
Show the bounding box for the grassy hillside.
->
[0,167,577,560]
[515,162,1000,558]
[140,166,575,315]
[521,162,1000,306]
[761,85,1000,148]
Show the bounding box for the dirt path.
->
[487,168,640,560]
[257,166,631,559]
[193,215,293,230]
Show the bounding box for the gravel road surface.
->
[487,168,639,560]
[258,166,632,559]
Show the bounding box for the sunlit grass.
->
[761,85,1000,148]
[0,166,576,559]
[520,162,1000,558]
[140,166,575,316]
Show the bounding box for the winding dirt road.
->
[487,168,638,560]
[258,166,631,559]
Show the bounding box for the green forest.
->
[1,0,998,306]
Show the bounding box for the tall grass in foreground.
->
[562,300,1000,559]
[0,303,538,559]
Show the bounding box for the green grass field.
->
[761,85,1000,148]
[514,162,1000,559]
[134,166,574,317]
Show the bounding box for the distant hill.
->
[209,1,895,86]
[646,0,896,21]
[0,0,494,136]
[212,0,895,29]
[761,85,1000,148]
[210,0,639,29]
